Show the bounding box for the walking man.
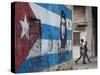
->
[84,41,91,63]
[75,39,86,64]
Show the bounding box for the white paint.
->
[41,39,49,55]
[29,3,72,30]
[29,3,60,27]
[26,39,72,59]
[20,14,29,40]
[67,40,72,51]
[27,39,41,59]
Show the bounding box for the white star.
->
[20,14,29,40]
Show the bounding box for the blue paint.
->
[36,3,72,20]
[41,24,72,40]
[48,53,59,66]
[17,51,72,73]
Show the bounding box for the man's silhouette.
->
[84,41,91,63]
[75,39,86,64]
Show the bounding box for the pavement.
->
[43,57,97,71]
[73,57,97,70]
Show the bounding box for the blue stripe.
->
[36,3,72,20]
[17,50,72,73]
[41,24,72,40]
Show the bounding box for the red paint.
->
[15,2,41,70]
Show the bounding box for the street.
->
[73,57,97,70]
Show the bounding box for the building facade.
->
[73,6,97,60]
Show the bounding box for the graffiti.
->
[14,2,72,73]
[60,10,67,49]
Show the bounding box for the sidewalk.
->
[73,57,97,70]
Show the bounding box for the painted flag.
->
[13,2,73,73]
[15,2,41,70]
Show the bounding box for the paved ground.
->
[73,57,97,70]
[43,57,97,71]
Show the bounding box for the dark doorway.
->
[92,7,97,57]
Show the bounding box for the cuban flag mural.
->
[14,2,72,73]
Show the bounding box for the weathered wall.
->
[73,6,94,60]
[15,2,73,73]
[73,6,86,23]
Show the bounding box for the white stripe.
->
[29,3,72,30]
[29,3,60,28]
[27,39,72,59]
[41,40,49,55]
[27,39,41,59]
[67,40,72,51]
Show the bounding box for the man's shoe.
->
[83,62,87,64]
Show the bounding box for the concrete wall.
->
[15,2,73,72]
[85,7,94,57]
[73,6,94,60]
[80,7,93,57]
[73,6,86,23]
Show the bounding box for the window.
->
[73,32,80,46]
